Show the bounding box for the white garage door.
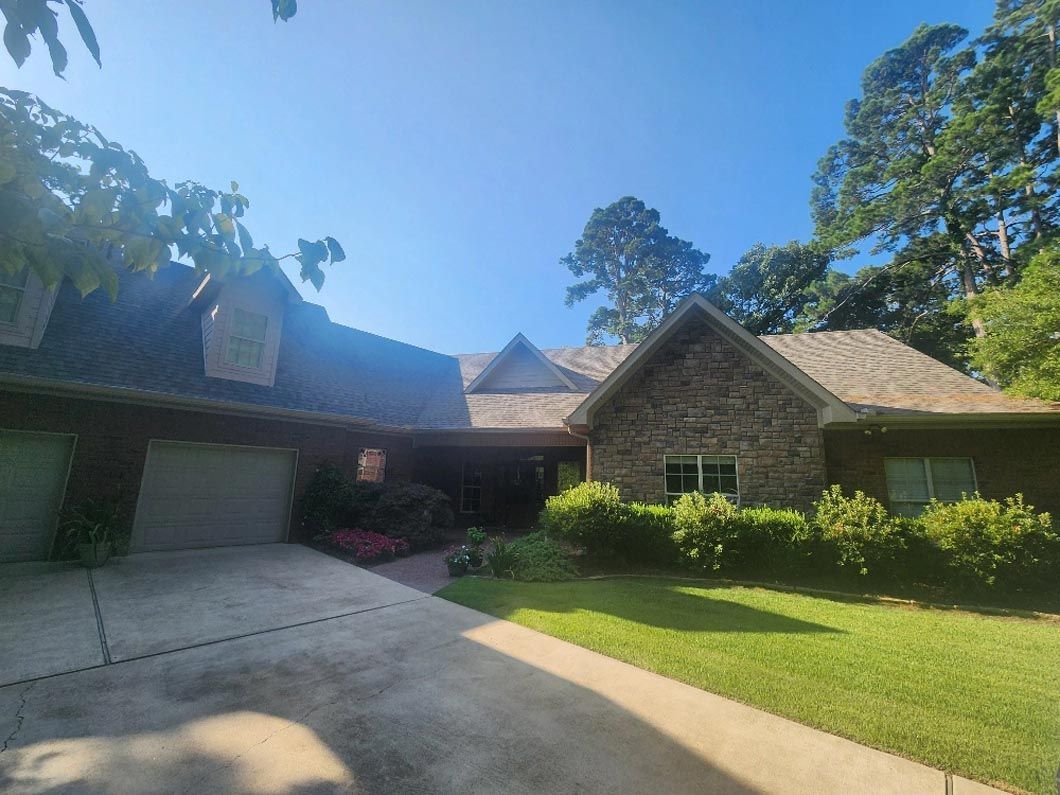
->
[132,441,297,552]
[0,431,75,563]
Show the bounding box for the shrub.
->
[671,491,739,572]
[733,506,811,573]
[302,464,357,534]
[302,466,453,550]
[538,481,625,556]
[811,485,912,579]
[620,502,678,564]
[920,494,1058,592]
[364,481,454,550]
[507,532,577,581]
[486,536,518,579]
[323,529,409,563]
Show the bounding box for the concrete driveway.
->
[0,545,999,794]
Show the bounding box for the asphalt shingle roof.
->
[0,267,1053,430]
[760,329,1056,416]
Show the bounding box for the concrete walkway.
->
[0,546,1004,794]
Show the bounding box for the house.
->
[1,263,1058,563]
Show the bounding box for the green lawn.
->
[439,577,1060,794]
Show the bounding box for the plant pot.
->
[446,561,468,577]
[467,549,484,568]
[78,542,111,569]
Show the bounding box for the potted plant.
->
[444,545,470,577]
[63,498,125,569]
[466,526,487,568]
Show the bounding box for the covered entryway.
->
[0,430,75,562]
[131,441,296,552]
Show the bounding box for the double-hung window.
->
[461,462,482,513]
[884,457,976,516]
[225,307,268,368]
[357,448,387,483]
[664,455,739,504]
[0,268,29,324]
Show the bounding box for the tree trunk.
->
[995,208,1012,268]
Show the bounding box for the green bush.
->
[538,481,626,556]
[302,464,356,533]
[621,502,678,564]
[671,491,739,572]
[301,466,453,550]
[486,536,518,579]
[920,494,1058,592]
[507,532,577,581]
[734,506,811,573]
[811,485,913,579]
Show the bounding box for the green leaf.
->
[3,20,31,68]
[0,159,16,185]
[213,212,236,242]
[64,0,100,67]
[325,236,346,263]
[272,0,297,22]
[230,180,239,192]
[236,221,253,253]
[297,238,327,268]
[80,187,116,222]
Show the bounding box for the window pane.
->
[665,475,683,493]
[0,268,29,289]
[891,501,924,518]
[930,458,975,501]
[884,459,930,502]
[0,286,21,323]
[225,336,265,368]
[718,476,739,495]
[231,308,268,341]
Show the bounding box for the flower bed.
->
[324,528,409,563]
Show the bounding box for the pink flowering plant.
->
[325,529,409,563]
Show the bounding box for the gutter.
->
[0,374,416,435]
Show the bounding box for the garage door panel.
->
[133,442,296,552]
[0,431,75,563]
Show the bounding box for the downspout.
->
[565,422,592,482]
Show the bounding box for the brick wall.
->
[0,390,415,542]
[589,318,827,509]
[825,426,1060,518]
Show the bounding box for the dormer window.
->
[225,308,269,368]
[0,268,29,324]
[199,278,286,387]
[0,268,59,349]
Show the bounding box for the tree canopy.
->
[970,246,1060,400]
[562,196,712,344]
[0,1,342,300]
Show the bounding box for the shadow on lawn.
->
[483,580,843,634]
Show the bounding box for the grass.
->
[439,576,1060,794]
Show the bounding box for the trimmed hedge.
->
[538,481,1057,595]
[506,532,578,581]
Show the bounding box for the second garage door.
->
[132,441,297,552]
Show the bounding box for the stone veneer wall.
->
[589,317,827,509]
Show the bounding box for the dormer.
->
[466,333,578,393]
[198,272,294,387]
[0,268,59,349]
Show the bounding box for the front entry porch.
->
[413,436,586,529]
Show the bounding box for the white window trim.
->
[460,461,483,514]
[663,454,740,505]
[884,457,978,513]
[223,306,270,371]
[0,279,27,326]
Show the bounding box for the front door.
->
[501,458,545,528]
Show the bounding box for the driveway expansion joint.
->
[86,568,112,664]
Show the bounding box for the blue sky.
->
[4,0,992,353]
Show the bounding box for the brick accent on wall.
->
[825,427,1060,519]
[0,390,415,543]
[588,318,827,509]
